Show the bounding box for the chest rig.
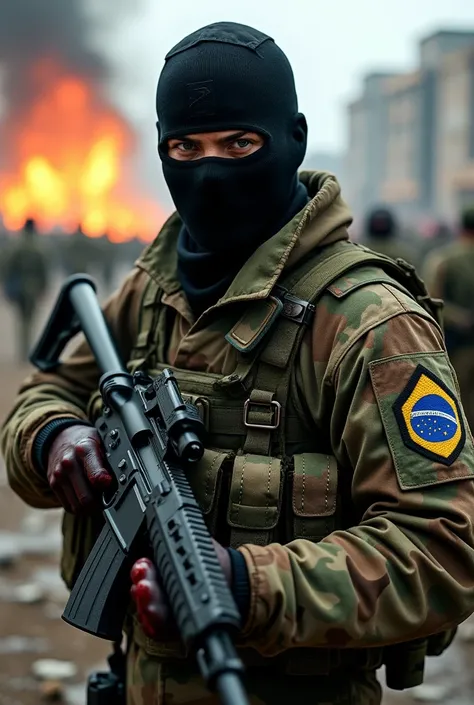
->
[82,240,446,687]
[123,241,442,550]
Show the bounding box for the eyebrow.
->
[218,130,247,144]
[168,130,250,144]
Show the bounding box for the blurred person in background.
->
[424,206,474,430]
[3,22,474,705]
[0,217,9,250]
[61,223,97,276]
[420,220,454,260]
[98,232,117,294]
[1,217,49,362]
[362,206,420,266]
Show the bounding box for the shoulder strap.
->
[129,278,164,372]
[280,241,442,325]
[238,240,443,456]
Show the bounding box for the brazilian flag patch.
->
[393,364,465,466]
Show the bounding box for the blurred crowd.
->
[0,219,145,362]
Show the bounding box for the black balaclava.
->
[156,22,308,315]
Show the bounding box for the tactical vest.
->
[72,240,450,689]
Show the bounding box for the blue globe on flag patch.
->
[410,394,458,443]
[393,364,465,465]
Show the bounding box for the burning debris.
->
[0,0,163,241]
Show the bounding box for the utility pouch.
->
[384,638,427,690]
[87,642,126,704]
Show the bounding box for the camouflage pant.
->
[126,641,382,705]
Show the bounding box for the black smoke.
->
[0,0,142,143]
[0,1,112,110]
[0,0,160,234]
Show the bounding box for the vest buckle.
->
[243,398,281,430]
[274,286,316,326]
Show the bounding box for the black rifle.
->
[30,275,248,705]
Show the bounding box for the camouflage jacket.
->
[3,171,474,659]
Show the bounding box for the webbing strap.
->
[280,241,404,303]
[242,389,280,455]
[241,243,350,455]
[242,240,420,456]
[129,279,163,370]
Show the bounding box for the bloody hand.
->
[131,540,232,640]
[47,425,112,514]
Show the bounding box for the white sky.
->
[108,0,474,154]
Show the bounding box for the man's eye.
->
[234,138,251,149]
[177,141,196,152]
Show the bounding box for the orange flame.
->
[0,62,164,242]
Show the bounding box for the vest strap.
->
[130,279,163,370]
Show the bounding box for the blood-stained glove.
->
[131,540,248,640]
[46,424,113,514]
[130,558,177,640]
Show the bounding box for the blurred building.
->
[346,29,474,225]
[345,73,401,219]
[380,71,423,219]
[436,42,474,220]
[302,151,344,175]
[302,150,347,192]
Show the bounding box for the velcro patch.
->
[225,296,283,353]
[393,364,465,466]
[370,352,474,489]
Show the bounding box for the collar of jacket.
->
[136,170,352,307]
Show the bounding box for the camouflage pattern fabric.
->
[126,640,382,705]
[3,171,474,705]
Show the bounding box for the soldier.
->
[61,223,97,276]
[97,232,116,295]
[362,206,419,267]
[423,206,474,431]
[3,22,474,705]
[422,220,454,259]
[1,217,49,361]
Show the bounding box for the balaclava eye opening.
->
[156,21,308,314]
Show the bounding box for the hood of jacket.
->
[137,170,352,307]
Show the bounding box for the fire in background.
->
[0,0,164,242]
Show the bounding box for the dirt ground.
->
[0,274,474,705]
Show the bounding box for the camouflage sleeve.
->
[1,267,148,509]
[239,283,474,655]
